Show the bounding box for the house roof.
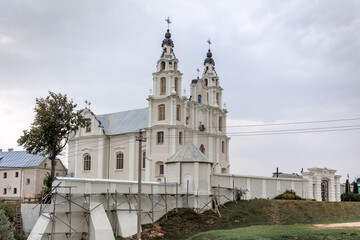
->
[0,151,47,169]
[95,108,149,135]
[166,142,210,164]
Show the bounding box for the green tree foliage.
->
[38,172,53,203]
[353,181,359,194]
[345,179,350,193]
[18,91,87,182]
[0,209,15,240]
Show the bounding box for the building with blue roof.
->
[0,150,66,200]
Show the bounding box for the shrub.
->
[0,209,15,240]
[341,192,360,201]
[353,181,359,194]
[274,190,304,200]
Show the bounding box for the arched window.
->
[161,61,165,70]
[176,105,180,121]
[158,104,165,121]
[175,77,179,93]
[198,94,202,103]
[142,151,146,169]
[116,152,124,170]
[179,132,183,145]
[85,119,91,132]
[204,78,208,86]
[83,154,91,171]
[157,131,164,144]
[200,144,205,155]
[160,77,166,95]
[221,168,227,174]
[219,116,222,131]
[222,141,225,153]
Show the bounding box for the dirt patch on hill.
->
[314,222,360,229]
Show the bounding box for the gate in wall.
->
[321,180,329,201]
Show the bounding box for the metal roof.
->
[55,177,176,185]
[0,151,46,168]
[95,108,149,135]
[166,142,210,164]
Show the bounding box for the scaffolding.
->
[31,178,239,240]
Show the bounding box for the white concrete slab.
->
[27,213,50,240]
[89,202,115,240]
[117,206,139,238]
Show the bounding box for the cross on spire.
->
[165,17,171,30]
[207,38,212,49]
[85,100,92,109]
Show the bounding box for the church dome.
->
[204,49,215,65]
[162,29,174,47]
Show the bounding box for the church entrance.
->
[321,180,329,201]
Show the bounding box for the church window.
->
[85,119,91,132]
[83,154,91,171]
[222,141,225,153]
[161,61,165,70]
[159,164,164,176]
[219,116,222,131]
[198,94,202,103]
[13,188,17,194]
[116,152,124,170]
[3,188,6,195]
[158,104,165,121]
[200,144,205,155]
[3,172,7,179]
[179,132,183,145]
[221,168,227,174]
[204,78,208,86]
[175,77,179,93]
[15,172,19,178]
[174,62,178,70]
[176,105,180,121]
[142,151,146,169]
[160,77,166,95]
[216,79,218,86]
[157,131,164,144]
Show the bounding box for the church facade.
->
[67,27,229,182]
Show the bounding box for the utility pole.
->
[136,129,146,240]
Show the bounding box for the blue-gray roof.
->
[0,151,46,169]
[95,108,149,135]
[166,142,210,164]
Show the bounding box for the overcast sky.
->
[1,0,359,182]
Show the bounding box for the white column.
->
[335,176,341,202]
[194,162,199,194]
[98,137,104,178]
[208,137,214,163]
[315,175,322,201]
[74,139,78,177]
[129,135,135,180]
[171,128,176,156]
[329,176,336,202]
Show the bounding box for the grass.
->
[188,224,360,240]
[117,199,360,239]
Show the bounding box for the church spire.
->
[162,17,174,48]
[204,38,215,66]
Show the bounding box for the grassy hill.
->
[122,199,360,239]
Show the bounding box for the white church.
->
[68,26,229,182]
[25,23,343,240]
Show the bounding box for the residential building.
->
[0,150,67,200]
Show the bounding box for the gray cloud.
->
[1,0,359,181]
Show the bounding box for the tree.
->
[353,181,359,194]
[345,179,350,193]
[0,209,15,240]
[18,91,87,182]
